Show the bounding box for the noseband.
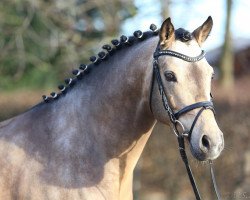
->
[151,45,221,200]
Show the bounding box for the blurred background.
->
[0,0,250,199]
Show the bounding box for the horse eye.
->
[164,71,177,82]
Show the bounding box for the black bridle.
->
[151,45,221,200]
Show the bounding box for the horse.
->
[0,16,224,200]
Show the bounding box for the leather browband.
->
[154,50,205,62]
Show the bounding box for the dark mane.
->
[42,24,159,103]
[175,28,193,42]
[41,25,195,104]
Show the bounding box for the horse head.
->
[151,17,224,161]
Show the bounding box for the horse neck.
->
[54,36,158,151]
[31,36,158,193]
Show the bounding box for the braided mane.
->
[42,24,192,103]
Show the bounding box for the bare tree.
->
[160,0,171,19]
[219,0,234,89]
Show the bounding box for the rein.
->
[151,46,221,200]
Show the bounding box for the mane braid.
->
[41,24,159,103]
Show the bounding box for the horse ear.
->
[193,16,213,46]
[159,17,175,49]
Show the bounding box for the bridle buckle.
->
[173,120,189,138]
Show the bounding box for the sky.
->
[122,0,250,51]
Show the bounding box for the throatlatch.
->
[151,45,221,200]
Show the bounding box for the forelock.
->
[175,28,193,42]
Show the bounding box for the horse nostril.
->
[201,135,210,152]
